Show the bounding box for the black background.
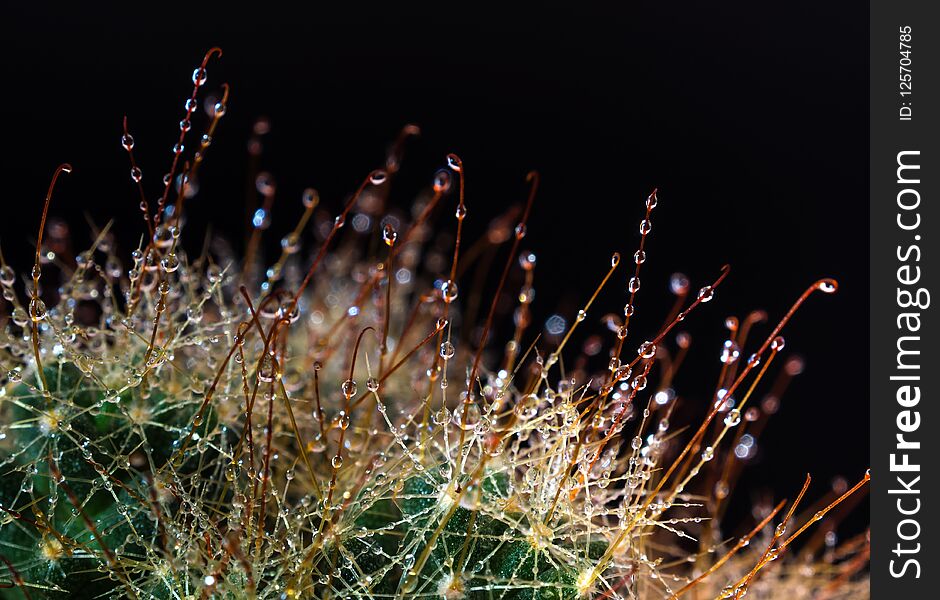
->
[2,4,867,532]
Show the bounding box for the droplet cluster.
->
[0,50,869,600]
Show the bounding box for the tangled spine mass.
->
[0,49,868,600]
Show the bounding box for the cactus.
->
[0,49,868,600]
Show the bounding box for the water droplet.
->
[446,154,461,171]
[341,379,358,399]
[440,341,455,360]
[0,266,14,286]
[302,188,318,209]
[817,279,838,293]
[160,253,180,273]
[29,297,47,322]
[454,402,481,430]
[639,219,652,234]
[153,226,173,248]
[192,67,207,86]
[441,280,459,303]
[207,265,222,283]
[724,408,742,427]
[514,394,540,420]
[715,480,730,499]
[253,208,271,230]
[697,286,714,302]
[280,232,301,254]
[370,170,388,185]
[332,455,344,469]
[366,377,379,392]
[432,407,451,425]
[203,98,223,117]
[258,355,276,382]
[628,277,641,293]
[121,133,135,151]
[770,336,786,351]
[433,170,452,192]
[382,224,398,246]
[720,340,740,364]
[701,446,715,462]
[633,250,646,264]
[665,275,687,299]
